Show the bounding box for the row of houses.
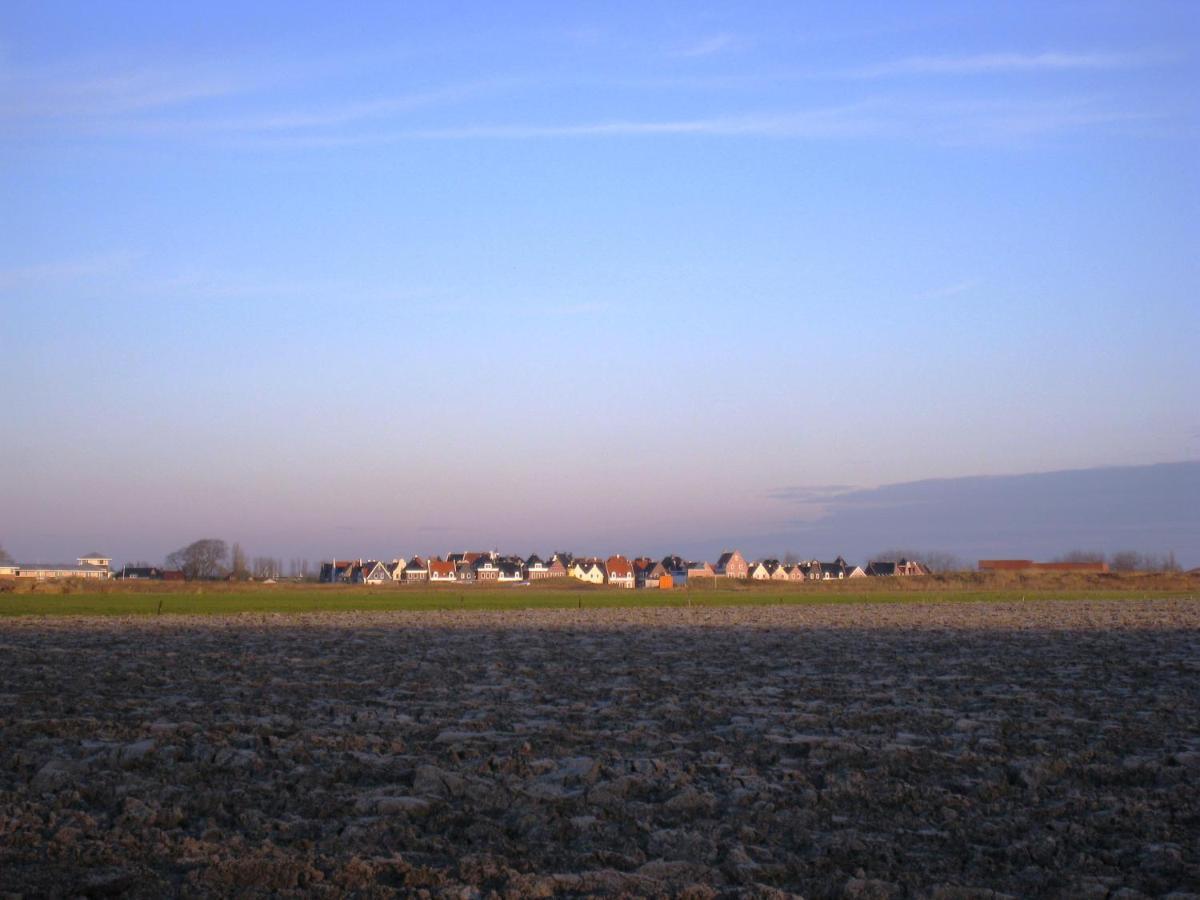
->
[318,550,930,588]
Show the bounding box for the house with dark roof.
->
[632,557,656,588]
[497,559,525,582]
[866,559,931,577]
[686,560,715,579]
[320,560,357,583]
[116,566,164,580]
[403,557,429,582]
[763,559,790,581]
[785,564,807,582]
[805,556,866,580]
[354,560,392,584]
[526,555,551,579]
[714,550,748,579]
[473,555,499,581]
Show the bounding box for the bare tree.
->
[251,556,283,579]
[0,544,13,565]
[165,539,228,580]
[782,551,799,565]
[1111,550,1182,572]
[1054,550,1107,564]
[230,543,249,580]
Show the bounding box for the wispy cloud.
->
[672,34,745,59]
[766,485,856,503]
[844,51,1157,79]
[115,81,502,138]
[0,64,253,121]
[287,103,885,145]
[239,95,1161,149]
[916,279,981,301]
[0,251,139,291]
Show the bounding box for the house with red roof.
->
[605,555,635,589]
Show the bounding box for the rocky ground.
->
[1,600,1198,899]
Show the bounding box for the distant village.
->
[314,551,933,587]
[0,551,1130,584]
[0,551,934,585]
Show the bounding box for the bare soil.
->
[2,600,1198,898]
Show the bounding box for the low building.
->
[116,566,165,580]
[6,556,113,580]
[686,560,715,579]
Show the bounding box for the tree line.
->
[1053,550,1182,572]
[156,539,313,580]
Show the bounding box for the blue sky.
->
[2,2,1198,565]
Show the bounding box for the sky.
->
[1,2,1198,566]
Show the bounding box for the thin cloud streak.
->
[0,66,253,121]
[230,96,1164,149]
[845,50,1161,78]
[916,279,981,301]
[122,81,512,136]
[0,251,140,291]
[672,34,744,58]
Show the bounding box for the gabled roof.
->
[606,556,634,577]
[408,556,427,570]
[429,560,455,576]
[866,561,897,576]
[526,554,545,567]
